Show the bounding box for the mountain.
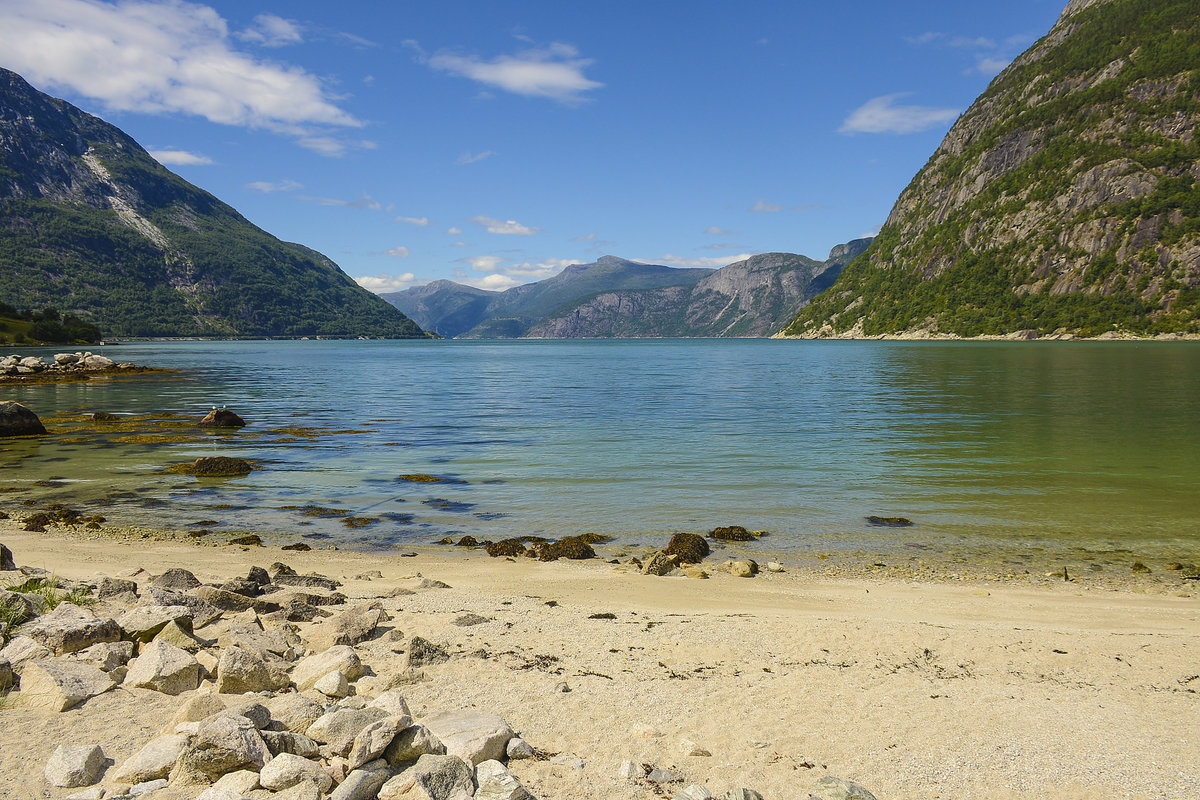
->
[784,0,1200,339]
[0,68,426,338]
[525,241,871,338]
[383,256,712,338]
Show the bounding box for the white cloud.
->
[751,200,781,213]
[237,13,302,47]
[300,193,382,210]
[460,255,505,272]
[0,0,361,153]
[468,274,523,290]
[245,178,302,193]
[426,41,602,103]
[455,255,583,289]
[703,243,743,251]
[396,216,430,226]
[904,32,943,46]
[705,226,738,235]
[354,272,417,292]
[839,94,960,135]
[907,28,1033,78]
[148,148,212,165]
[385,246,410,258]
[572,232,596,242]
[656,253,757,268]
[470,215,541,235]
[452,241,468,248]
[456,150,496,165]
[976,57,1011,76]
[446,227,463,235]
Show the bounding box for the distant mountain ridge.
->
[784,0,1200,338]
[385,242,870,338]
[0,67,426,338]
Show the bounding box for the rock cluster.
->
[0,553,539,800]
[0,352,127,377]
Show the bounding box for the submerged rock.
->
[167,457,257,477]
[866,516,913,528]
[199,408,246,427]
[535,536,596,562]
[665,533,710,564]
[709,526,755,542]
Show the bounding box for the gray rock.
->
[192,585,281,614]
[122,640,203,695]
[271,572,341,592]
[64,788,104,800]
[258,752,333,793]
[368,688,413,718]
[306,706,390,756]
[291,645,364,690]
[223,700,273,730]
[168,693,226,727]
[76,640,134,672]
[117,605,193,643]
[97,577,138,599]
[1,542,15,570]
[0,401,47,436]
[422,710,514,766]
[675,786,713,800]
[19,658,115,711]
[379,753,474,800]
[717,791,764,800]
[405,636,449,669]
[195,787,253,800]
[153,619,204,652]
[151,568,201,592]
[730,560,758,578]
[170,713,272,784]
[474,759,535,800]
[216,645,289,693]
[384,724,446,766]
[617,759,645,780]
[265,693,325,734]
[262,730,321,758]
[647,767,683,784]
[210,769,260,794]
[221,619,298,661]
[24,602,121,655]
[0,634,50,673]
[642,550,677,576]
[130,778,169,795]
[313,669,350,698]
[505,737,534,760]
[113,734,189,783]
[0,657,11,691]
[331,760,393,800]
[303,602,388,653]
[44,744,108,788]
[271,779,323,800]
[348,716,408,769]
[808,776,879,800]
[140,588,223,627]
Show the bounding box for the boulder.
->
[210,769,261,795]
[258,752,334,793]
[76,640,134,673]
[421,710,515,766]
[306,706,391,756]
[97,576,137,598]
[113,734,189,783]
[169,693,227,728]
[709,525,755,541]
[272,779,324,800]
[19,658,115,711]
[223,700,273,730]
[200,408,247,427]
[313,669,350,698]
[118,605,194,643]
[0,635,51,673]
[664,533,710,564]
[474,759,535,800]
[384,724,446,766]
[216,645,289,693]
[123,640,203,695]
[331,761,393,800]
[730,560,759,578]
[170,713,272,784]
[379,753,475,800]
[0,401,47,436]
[264,693,325,734]
[24,603,121,655]
[151,568,201,592]
[505,738,534,761]
[808,776,879,800]
[81,354,115,369]
[348,716,408,769]
[369,689,413,718]
[140,588,223,627]
[303,602,388,652]
[291,645,364,690]
[641,551,677,576]
[193,585,276,614]
[220,618,300,663]
[0,657,12,691]
[262,730,321,758]
[1,542,15,571]
[44,744,108,788]
[154,619,205,652]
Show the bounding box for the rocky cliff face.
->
[0,68,425,338]
[525,240,871,338]
[784,0,1200,338]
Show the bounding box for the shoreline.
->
[2,522,1199,799]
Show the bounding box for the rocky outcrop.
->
[0,400,46,436]
[786,0,1200,338]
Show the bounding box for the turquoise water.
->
[2,339,1199,559]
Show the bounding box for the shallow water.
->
[2,339,1198,560]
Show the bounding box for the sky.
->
[0,0,1069,294]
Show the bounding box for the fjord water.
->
[4,339,1199,560]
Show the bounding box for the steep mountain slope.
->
[0,68,426,338]
[383,256,712,338]
[784,0,1200,338]
[526,240,871,338]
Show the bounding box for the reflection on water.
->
[1,339,1198,559]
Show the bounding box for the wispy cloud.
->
[455,255,583,290]
[237,13,302,48]
[355,272,418,293]
[396,216,430,226]
[446,227,463,235]
[300,193,383,210]
[655,253,756,268]
[906,29,1036,77]
[470,215,541,235]
[572,232,597,242]
[245,179,302,193]
[456,150,496,165]
[385,246,410,258]
[421,41,603,103]
[751,200,781,213]
[703,243,744,251]
[705,226,739,235]
[839,93,960,135]
[0,0,362,154]
[148,149,213,166]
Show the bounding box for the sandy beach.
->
[0,521,1197,800]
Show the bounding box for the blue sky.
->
[0,0,1067,292]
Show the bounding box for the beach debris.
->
[709,525,755,542]
[43,744,108,788]
[807,775,879,799]
[866,516,913,528]
[665,532,710,564]
[0,400,47,436]
[199,407,246,428]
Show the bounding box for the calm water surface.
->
[2,339,1198,560]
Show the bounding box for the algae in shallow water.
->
[166,457,258,477]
